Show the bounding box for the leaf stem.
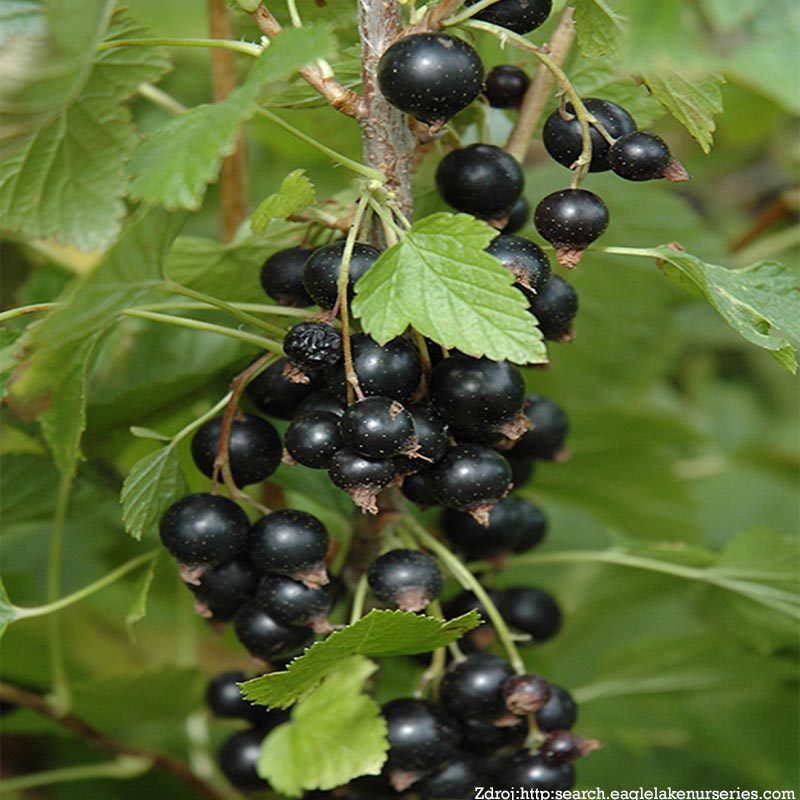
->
[137,83,189,115]
[97,38,262,57]
[0,755,154,793]
[349,574,369,625]
[132,301,314,318]
[0,303,60,323]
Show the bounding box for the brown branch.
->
[408,0,464,33]
[505,6,576,163]
[0,682,229,800]
[250,4,363,118]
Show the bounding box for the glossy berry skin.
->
[436,144,524,220]
[302,241,381,310]
[535,685,578,731]
[441,496,525,559]
[428,444,512,513]
[259,246,313,307]
[382,698,461,774]
[440,653,515,721]
[249,510,329,577]
[328,448,396,493]
[368,549,443,612]
[325,334,422,403]
[529,275,578,341]
[466,0,552,34]
[502,195,530,234]
[400,471,439,507]
[512,394,569,460]
[218,728,270,791]
[539,730,593,764]
[418,757,480,799]
[460,715,526,754]
[609,131,672,181]
[502,586,562,641]
[378,34,484,125]
[285,411,345,469]
[234,602,313,661]
[245,357,324,420]
[507,454,535,487]
[190,413,281,487]
[283,321,342,372]
[395,404,450,474]
[501,751,576,790]
[543,98,636,172]
[206,671,290,728]
[340,396,416,459]
[485,64,530,108]
[534,188,609,250]
[511,500,547,553]
[159,493,250,566]
[191,556,259,621]
[295,391,346,418]
[486,235,551,300]
[256,574,332,627]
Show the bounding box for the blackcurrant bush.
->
[249,509,330,586]
[440,496,523,559]
[283,321,343,372]
[295,390,346,417]
[206,671,290,728]
[190,413,281,487]
[459,714,526,754]
[285,411,345,469]
[511,499,547,553]
[609,130,672,181]
[501,586,562,641]
[543,98,636,172]
[535,685,578,731]
[260,246,314,308]
[529,274,578,342]
[436,144,524,221]
[328,447,396,513]
[486,234,551,300]
[245,357,324,420]
[501,750,576,790]
[339,396,416,459]
[159,493,249,567]
[466,0,552,34]
[191,556,259,621]
[218,728,270,791]
[368,549,443,612]
[234,602,314,661]
[440,653,515,721]
[256,574,332,629]
[503,673,551,715]
[394,404,450,474]
[302,241,381,310]
[502,195,530,234]
[540,730,601,763]
[418,756,479,799]
[400,471,439,507]
[378,34,484,125]
[512,394,569,460]
[485,64,530,109]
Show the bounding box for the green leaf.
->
[571,0,626,61]
[126,549,161,633]
[653,247,800,372]
[120,445,188,541]
[0,577,19,640]
[251,170,316,234]
[352,213,546,365]
[128,26,333,211]
[258,657,388,796]
[242,609,481,708]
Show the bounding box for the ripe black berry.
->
[340,396,416,459]
[486,234,551,300]
[378,34,484,126]
[206,671,290,728]
[191,556,259,621]
[543,98,636,172]
[535,685,578,731]
[159,493,250,567]
[443,589,501,651]
[440,653,515,721]
[529,274,578,341]
[245,357,324,420]
[256,574,332,629]
[285,411,345,468]
[502,195,530,234]
[460,714,526,754]
[400,471,439,507]
[441,496,525,559]
[503,673,551,715]
[295,390,346,418]
[249,510,330,586]
[368,549,443,612]
[302,241,381,310]
[328,447,396,513]
[609,131,672,181]
[466,0,552,34]
[218,728,270,791]
[418,756,479,799]
[512,394,569,460]
[394,404,450,474]
[190,413,281,487]
[259,246,313,307]
[485,64,530,108]
[283,321,342,372]
[501,751,576,790]
[436,144,524,221]
[540,730,600,763]
[234,602,313,661]
[511,499,547,553]
[501,586,562,641]
[534,188,609,267]
[507,454,536,487]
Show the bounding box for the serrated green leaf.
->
[126,549,161,634]
[654,248,800,371]
[352,213,546,365]
[128,26,333,211]
[242,609,481,708]
[571,0,626,61]
[251,170,315,234]
[258,657,388,796]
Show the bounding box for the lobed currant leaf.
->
[251,169,316,234]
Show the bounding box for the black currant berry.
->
[295,390,346,418]
[501,586,562,641]
[486,234,552,300]
[325,334,422,403]
[506,454,536,487]
[529,275,578,341]
[260,246,314,308]
[368,549,443,612]
[440,653,515,721]
[512,394,569,460]
[394,404,450,474]
[418,756,480,799]
[285,411,345,469]
[501,751,576,790]
[218,728,270,791]
[234,602,314,661]
[440,496,524,559]
[400,471,439,507]
[511,499,547,553]
[283,321,342,372]
[535,685,578,731]
[466,0,552,34]
[328,447,396,513]
[443,589,501,651]
[543,98,636,172]
[249,510,330,586]
[245,357,324,421]
[534,188,609,267]
[191,556,259,621]
[485,64,530,109]
[206,671,290,729]
[302,241,381,310]
[540,730,600,763]
[460,714,526,754]
[159,493,250,567]
[428,444,512,521]
[339,396,416,459]
[256,574,332,630]
[502,195,530,234]
[609,131,672,181]
[436,144,524,221]
[191,413,281,487]
[378,34,484,126]
[503,673,551,715]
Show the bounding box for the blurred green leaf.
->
[251,170,316,234]
[0,578,18,640]
[125,549,161,634]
